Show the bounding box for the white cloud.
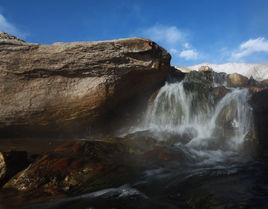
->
[0,13,22,37]
[231,37,268,60]
[141,24,199,61]
[179,49,199,60]
[169,48,199,60]
[142,25,184,45]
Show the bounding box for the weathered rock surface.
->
[227,73,249,87]
[3,138,184,197]
[0,33,171,137]
[0,32,27,45]
[0,151,29,186]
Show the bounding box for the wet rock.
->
[3,139,184,196]
[212,72,228,86]
[0,151,29,186]
[227,73,248,87]
[248,76,259,87]
[0,33,171,137]
[212,86,230,102]
[251,88,268,156]
[4,140,128,194]
[168,67,185,82]
[249,86,265,94]
[184,70,214,87]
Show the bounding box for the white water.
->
[131,81,254,164]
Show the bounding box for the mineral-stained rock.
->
[0,33,171,137]
[227,73,249,87]
[3,139,184,198]
[4,140,129,195]
[0,150,29,186]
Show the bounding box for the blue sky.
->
[0,0,268,66]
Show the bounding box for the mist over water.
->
[20,81,264,209]
[131,81,255,165]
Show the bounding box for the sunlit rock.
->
[0,33,171,137]
[227,73,249,87]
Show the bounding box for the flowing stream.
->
[11,80,268,209]
[131,81,254,165]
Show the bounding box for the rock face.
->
[251,88,268,155]
[0,151,29,186]
[227,73,249,87]
[0,32,26,45]
[0,33,171,137]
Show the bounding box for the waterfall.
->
[132,81,255,164]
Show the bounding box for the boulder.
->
[0,151,29,186]
[212,86,230,102]
[4,140,129,195]
[3,139,185,197]
[198,65,213,72]
[227,73,248,87]
[0,33,171,137]
[184,70,214,87]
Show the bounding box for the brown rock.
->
[0,33,171,137]
[198,65,213,72]
[4,138,184,196]
[3,140,129,194]
[227,73,248,87]
[212,86,231,102]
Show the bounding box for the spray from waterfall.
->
[132,80,255,164]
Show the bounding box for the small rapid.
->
[130,81,255,165]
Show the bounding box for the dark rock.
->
[251,89,268,157]
[3,139,184,197]
[0,33,171,137]
[212,72,227,86]
[168,66,185,82]
[184,70,214,87]
[212,86,231,102]
[0,150,29,186]
[248,76,259,87]
[4,140,128,195]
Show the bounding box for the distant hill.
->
[188,63,268,81]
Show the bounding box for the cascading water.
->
[131,80,255,164]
